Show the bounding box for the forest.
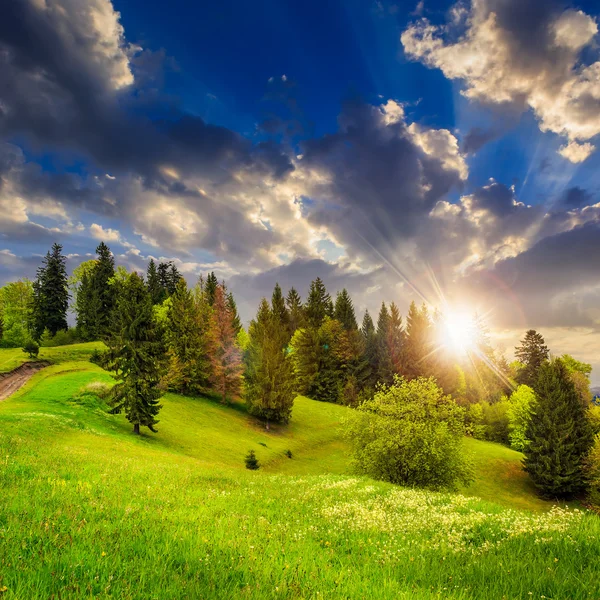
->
[1,241,600,508]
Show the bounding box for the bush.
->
[39,328,81,347]
[585,434,600,509]
[344,376,473,490]
[83,381,112,400]
[507,385,536,451]
[22,340,39,359]
[245,450,260,470]
[285,449,293,459]
[466,399,510,444]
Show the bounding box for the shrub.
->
[22,340,39,359]
[285,449,293,459]
[585,434,600,509]
[466,399,510,444]
[245,450,260,470]
[83,381,112,400]
[344,376,473,490]
[39,328,81,347]
[507,385,536,451]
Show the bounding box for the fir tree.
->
[205,272,218,306]
[523,359,594,497]
[31,243,69,339]
[227,292,242,335]
[207,285,243,403]
[167,263,182,295]
[271,283,289,331]
[286,287,305,334]
[146,259,162,304]
[245,298,296,428]
[104,272,166,434]
[75,269,100,340]
[305,277,332,329]
[376,302,393,385]
[92,242,115,336]
[334,289,358,331]
[403,301,431,380]
[515,330,550,387]
[361,310,377,388]
[387,302,405,376]
[245,450,260,470]
[166,278,211,394]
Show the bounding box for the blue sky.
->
[1,0,600,380]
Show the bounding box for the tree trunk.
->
[133,423,140,435]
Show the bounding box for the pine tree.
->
[245,298,296,428]
[387,302,405,376]
[92,242,115,336]
[334,289,358,331]
[31,243,70,339]
[305,277,332,329]
[376,302,392,385]
[403,301,431,380]
[523,359,594,497]
[205,272,218,306]
[75,269,100,340]
[227,292,242,335]
[207,285,243,403]
[515,330,550,387]
[104,272,166,434]
[146,259,162,304]
[167,263,182,295]
[271,283,289,331]
[361,310,377,388]
[166,278,210,394]
[286,287,305,334]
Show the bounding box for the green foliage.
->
[103,272,166,434]
[285,287,305,334]
[345,376,472,490]
[31,243,70,339]
[334,288,357,331]
[0,279,33,347]
[403,301,432,380]
[588,404,600,436]
[524,359,594,498]
[204,271,218,306]
[22,339,39,359]
[245,298,296,426]
[270,283,289,332]
[165,278,211,395]
[585,434,600,509]
[244,449,260,470]
[227,291,242,335]
[146,259,163,304]
[39,327,81,347]
[507,385,536,451]
[305,277,332,329]
[515,330,549,387]
[466,399,510,444]
[285,449,293,458]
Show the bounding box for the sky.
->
[1,0,600,382]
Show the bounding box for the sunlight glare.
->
[441,310,477,355]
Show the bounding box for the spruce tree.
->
[387,302,405,376]
[146,259,162,304]
[403,301,431,380]
[376,302,393,385]
[205,272,218,306]
[286,287,305,334]
[305,277,332,329]
[271,283,289,331]
[31,243,70,339]
[167,263,182,295]
[245,298,296,427]
[515,330,550,387]
[75,269,100,340]
[166,278,210,394]
[227,292,242,336]
[92,242,115,337]
[523,359,594,497]
[207,285,243,403]
[334,289,358,331]
[104,272,166,434]
[361,310,377,388]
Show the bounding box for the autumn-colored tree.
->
[207,285,243,403]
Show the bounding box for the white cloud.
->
[558,141,595,163]
[89,223,121,242]
[401,0,600,161]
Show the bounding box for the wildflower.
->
[101,552,106,557]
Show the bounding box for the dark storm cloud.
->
[561,187,596,210]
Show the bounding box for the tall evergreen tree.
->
[376,302,393,385]
[286,287,305,334]
[515,330,550,387]
[271,283,289,332]
[75,269,100,340]
[146,259,162,304]
[227,292,242,336]
[334,289,358,331]
[403,301,431,380]
[523,359,594,497]
[207,285,243,403]
[31,243,69,339]
[305,277,332,329]
[361,310,378,388]
[245,298,296,428]
[167,263,182,295]
[387,302,405,376]
[92,242,115,336]
[104,272,166,434]
[166,278,211,394]
[205,272,218,306]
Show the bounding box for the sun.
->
[440,309,477,355]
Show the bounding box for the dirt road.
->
[0,362,49,402]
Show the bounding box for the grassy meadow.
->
[0,346,599,598]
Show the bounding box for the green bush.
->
[588,405,600,436]
[507,385,536,451]
[22,340,39,359]
[466,399,510,444]
[344,376,473,490]
[39,328,81,347]
[585,434,600,509]
[245,450,260,470]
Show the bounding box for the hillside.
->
[0,354,599,598]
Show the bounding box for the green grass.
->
[0,361,599,598]
[0,341,105,372]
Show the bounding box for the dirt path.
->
[0,362,49,402]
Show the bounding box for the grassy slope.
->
[0,361,599,598]
[0,342,105,372]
